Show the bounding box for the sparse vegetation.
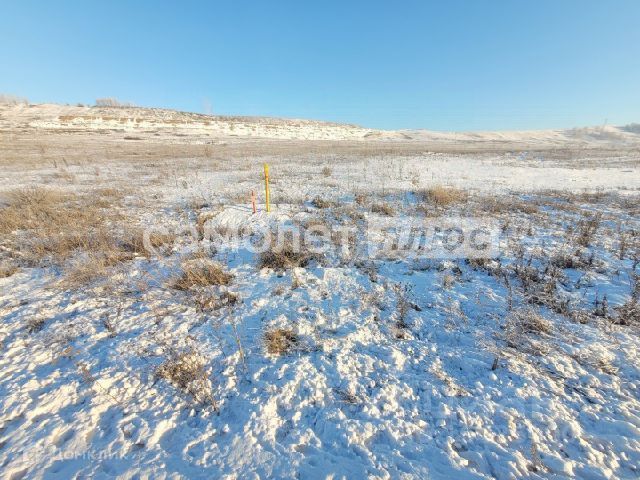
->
[195,211,218,240]
[354,192,368,205]
[156,348,216,408]
[174,253,233,290]
[195,290,240,311]
[258,240,318,270]
[63,249,134,286]
[0,263,19,278]
[371,203,395,216]
[26,317,46,333]
[264,328,299,356]
[335,388,359,404]
[576,213,601,247]
[0,94,28,105]
[503,308,552,354]
[0,187,131,273]
[420,185,468,207]
[311,196,333,209]
[478,195,539,215]
[121,229,175,257]
[614,299,640,326]
[95,97,135,107]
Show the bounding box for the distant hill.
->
[1,102,638,147]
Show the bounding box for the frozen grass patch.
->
[26,317,46,334]
[264,328,299,356]
[174,253,233,290]
[503,308,553,355]
[311,196,333,209]
[258,242,318,270]
[614,299,640,327]
[121,229,176,257]
[420,185,468,207]
[370,203,395,216]
[156,348,216,408]
[0,186,142,285]
[0,262,19,278]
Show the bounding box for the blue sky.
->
[1,1,639,131]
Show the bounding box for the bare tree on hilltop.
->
[0,94,29,105]
[95,97,136,107]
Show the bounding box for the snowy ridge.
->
[1,103,639,146]
[0,103,373,141]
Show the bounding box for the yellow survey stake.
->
[264,163,270,212]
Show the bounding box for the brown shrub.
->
[264,328,299,355]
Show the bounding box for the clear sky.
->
[1,1,639,131]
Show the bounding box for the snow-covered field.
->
[1,104,639,479]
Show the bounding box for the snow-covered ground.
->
[1,105,639,479]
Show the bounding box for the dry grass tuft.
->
[0,187,161,285]
[264,328,299,356]
[572,348,618,375]
[335,388,359,404]
[195,291,240,312]
[466,257,501,275]
[354,193,368,206]
[421,186,468,207]
[63,249,134,286]
[196,211,218,240]
[478,196,538,215]
[26,317,46,334]
[613,299,640,326]
[550,250,588,270]
[0,263,19,278]
[371,203,395,216]
[1,187,76,237]
[503,308,552,355]
[156,348,216,407]
[0,187,137,280]
[576,213,601,247]
[174,253,233,290]
[258,242,318,270]
[121,229,175,257]
[311,196,333,209]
